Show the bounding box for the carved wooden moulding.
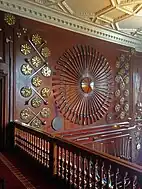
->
[53,45,113,125]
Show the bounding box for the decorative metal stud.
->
[32,34,42,45]
[31,56,42,68]
[6,37,13,43]
[41,47,51,57]
[17,31,22,38]
[21,44,31,55]
[40,107,51,118]
[20,87,32,98]
[4,13,16,25]
[20,108,31,120]
[32,76,42,87]
[23,28,27,33]
[41,87,50,98]
[31,97,42,108]
[31,118,42,127]
[21,64,33,75]
[41,66,51,77]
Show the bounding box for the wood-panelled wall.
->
[0,10,141,135]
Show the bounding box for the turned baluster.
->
[107,165,113,189]
[84,158,88,189]
[122,172,128,189]
[33,135,36,159]
[87,158,91,188]
[46,141,49,166]
[132,175,137,189]
[113,168,119,189]
[90,158,95,189]
[64,149,67,180]
[72,152,75,185]
[81,156,85,189]
[57,146,60,176]
[89,159,93,188]
[101,161,107,188]
[60,147,63,178]
[94,159,100,188]
[68,151,72,184]
[43,140,46,166]
[76,154,80,188]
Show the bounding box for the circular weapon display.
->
[41,87,50,98]
[52,45,113,125]
[41,47,51,57]
[124,89,129,97]
[120,111,125,120]
[20,108,31,120]
[40,107,51,118]
[116,60,120,68]
[20,87,32,98]
[31,118,42,127]
[32,76,42,87]
[31,56,42,68]
[31,97,42,108]
[4,13,16,25]
[20,44,31,55]
[41,66,52,77]
[32,34,42,46]
[21,64,33,75]
[120,97,125,105]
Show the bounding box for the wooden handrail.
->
[14,120,53,138]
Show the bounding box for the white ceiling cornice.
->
[0,0,142,51]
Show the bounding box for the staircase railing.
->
[12,121,142,189]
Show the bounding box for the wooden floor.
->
[1,150,67,189]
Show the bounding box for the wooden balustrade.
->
[12,121,142,189]
[14,122,52,170]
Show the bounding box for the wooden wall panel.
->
[0,10,140,134]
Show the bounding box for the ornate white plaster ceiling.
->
[30,0,142,38]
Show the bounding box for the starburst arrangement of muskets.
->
[53,45,114,125]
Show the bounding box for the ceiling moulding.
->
[0,0,142,52]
